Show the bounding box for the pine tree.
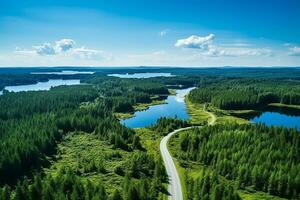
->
[29,175,42,200]
[211,184,224,200]
[112,189,123,200]
[0,185,10,200]
[268,173,276,195]
[132,135,142,150]
[14,182,26,200]
[126,185,139,200]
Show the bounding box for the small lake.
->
[251,112,300,131]
[31,70,95,75]
[1,79,81,94]
[108,72,174,78]
[120,87,194,128]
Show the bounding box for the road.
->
[160,127,194,200]
[160,111,216,200]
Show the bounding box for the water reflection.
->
[120,87,194,128]
[1,79,80,94]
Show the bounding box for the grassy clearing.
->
[238,190,286,200]
[44,132,133,194]
[115,99,166,120]
[185,98,211,125]
[214,115,248,124]
[268,102,300,110]
[44,128,169,199]
[133,99,166,111]
[113,112,133,119]
[185,97,248,125]
[168,89,177,95]
[135,128,161,156]
[206,105,249,124]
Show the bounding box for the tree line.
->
[178,124,300,199]
[0,151,167,200]
[186,170,240,200]
[149,117,190,136]
[0,77,171,199]
[188,78,300,110]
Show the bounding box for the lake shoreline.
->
[119,87,194,128]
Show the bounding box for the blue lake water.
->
[31,70,95,75]
[251,111,300,131]
[108,72,174,78]
[1,79,81,94]
[121,87,194,128]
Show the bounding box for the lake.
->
[31,70,95,75]
[251,111,300,131]
[1,79,81,94]
[120,87,194,128]
[108,72,174,78]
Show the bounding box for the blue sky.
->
[0,0,300,67]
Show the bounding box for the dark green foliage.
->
[189,78,300,110]
[2,168,108,200]
[0,75,171,200]
[120,152,167,199]
[122,176,161,200]
[129,152,156,179]
[0,185,10,200]
[132,135,143,150]
[0,78,165,185]
[0,114,59,184]
[112,189,123,200]
[150,117,190,135]
[114,165,125,176]
[0,85,98,120]
[84,76,169,113]
[187,171,240,200]
[178,124,300,198]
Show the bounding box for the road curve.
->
[160,127,195,200]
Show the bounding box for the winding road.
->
[160,127,194,200]
[160,111,216,200]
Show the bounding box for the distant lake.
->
[0,79,81,94]
[108,73,174,78]
[251,112,300,131]
[121,87,194,128]
[31,70,95,75]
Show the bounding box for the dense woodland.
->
[186,170,240,200]
[149,117,190,136]
[189,78,300,110]
[0,152,167,200]
[0,68,300,199]
[0,76,170,199]
[178,124,300,199]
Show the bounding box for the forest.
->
[177,124,300,199]
[0,76,170,199]
[188,78,300,110]
[0,68,299,199]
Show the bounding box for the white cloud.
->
[289,46,300,56]
[32,39,75,56]
[34,43,56,55]
[175,34,272,57]
[15,39,111,60]
[55,39,75,52]
[175,34,215,50]
[205,47,272,57]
